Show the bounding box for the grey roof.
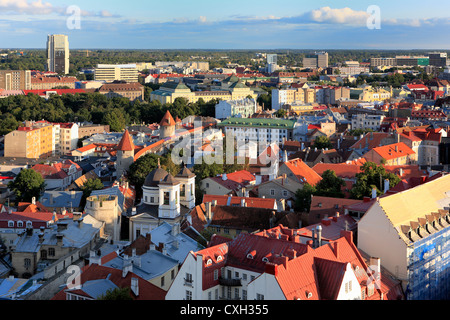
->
[104,250,178,281]
[143,167,169,188]
[159,173,180,186]
[176,165,195,178]
[161,81,189,90]
[67,278,118,299]
[40,191,83,209]
[13,215,104,253]
[149,222,202,264]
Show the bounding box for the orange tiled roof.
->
[370,142,415,161]
[117,130,135,152]
[202,194,276,209]
[159,110,175,127]
[284,158,322,186]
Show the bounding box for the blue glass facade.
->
[406,227,450,300]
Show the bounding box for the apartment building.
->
[30,76,77,90]
[272,86,316,111]
[215,98,257,120]
[94,64,139,83]
[4,124,53,159]
[217,117,296,144]
[351,114,386,131]
[0,70,31,90]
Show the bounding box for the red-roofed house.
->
[363,142,416,166]
[202,194,278,210]
[165,229,404,300]
[51,264,166,300]
[200,170,256,196]
[278,158,322,186]
[32,160,82,190]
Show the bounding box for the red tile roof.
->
[210,170,256,191]
[51,264,166,300]
[159,110,175,127]
[202,194,276,209]
[369,142,415,161]
[283,158,322,186]
[117,130,135,152]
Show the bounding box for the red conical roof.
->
[117,130,135,152]
[160,110,175,127]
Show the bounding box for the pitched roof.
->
[117,130,135,152]
[209,170,256,191]
[283,158,322,186]
[350,132,391,150]
[51,264,166,300]
[369,142,415,161]
[202,194,277,210]
[159,110,175,127]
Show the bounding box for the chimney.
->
[122,255,133,278]
[222,173,227,181]
[311,228,316,248]
[73,212,82,221]
[395,145,398,153]
[340,230,353,244]
[131,277,139,296]
[333,241,339,259]
[241,198,246,207]
[49,193,54,205]
[32,197,36,205]
[172,223,179,236]
[371,187,377,199]
[384,179,390,194]
[38,231,44,243]
[316,225,322,247]
[212,200,217,207]
[77,218,83,228]
[206,202,212,222]
[89,250,102,265]
[56,233,64,246]
[369,257,381,287]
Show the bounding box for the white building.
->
[215,98,257,120]
[351,114,386,131]
[94,64,139,83]
[166,226,399,300]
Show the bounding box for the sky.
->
[0,0,449,50]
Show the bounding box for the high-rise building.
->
[46,34,70,74]
[303,52,328,69]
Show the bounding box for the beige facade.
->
[94,64,139,83]
[4,124,53,159]
[78,125,110,139]
[85,195,121,242]
[0,70,31,90]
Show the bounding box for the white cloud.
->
[307,6,370,25]
[0,0,55,15]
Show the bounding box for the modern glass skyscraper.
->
[46,34,69,74]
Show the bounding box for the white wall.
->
[247,273,285,300]
[357,202,409,282]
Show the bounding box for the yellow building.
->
[4,124,53,159]
[150,76,258,105]
[94,64,139,83]
[359,85,391,102]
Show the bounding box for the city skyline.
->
[0,0,449,50]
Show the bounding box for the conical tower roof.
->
[160,110,176,127]
[117,129,135,152]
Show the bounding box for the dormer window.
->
[8,221,14,228]
[262,257,269,263]
[216,255,223,262]
[206,259,212,266]
[17,221,23,228]
[247,254,254,259]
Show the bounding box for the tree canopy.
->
[350,161,401,199]
[8,169,46,202]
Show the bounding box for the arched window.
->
[8,221,14,228]
[17,221,23,228]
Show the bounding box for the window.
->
[208,291,212,300]
[185,273,193,286]
[186,290,192,300]
[243,273,247,281]
[8,221,14,228]
[24,258,31,269]
[26,221,33,228]
[171,269,175,280]
[270,189,275,196]
[215,288,218,300]
[48,248,55,256]
[41,250,47,259]
[242,290,247,300]
[164,192,170,205]
[282,190,288,197]
[234,288,240,300]
[256,293,264,300]
[161,276,165,288]
[17,221,23,228]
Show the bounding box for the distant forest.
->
[1,49,448,75]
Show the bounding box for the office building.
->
[303,52,328,69]
[429,52,448,67]
[94,64,139,83]
[46,34,69,75]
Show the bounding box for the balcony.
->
[184,278,194,287]
[219,277,242,287]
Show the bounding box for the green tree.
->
[294,183,316,213]
[315,170,345,198]
[127,153,161,199]
[314,136,333,150]
[98,287,133,300]
[8,169,46,202]
[80,178,104,206]
[350,161,401,199]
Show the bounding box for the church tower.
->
[116,129,135,179]
[175,164,196,209]
[159,110,176,139]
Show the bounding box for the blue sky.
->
[0,0,449,49]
